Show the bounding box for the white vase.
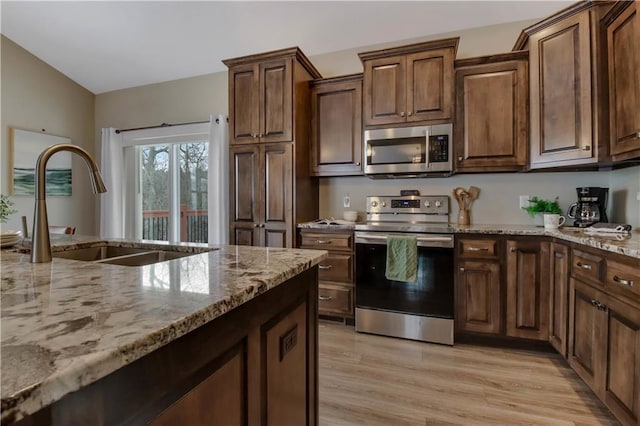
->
[533,213,544,227]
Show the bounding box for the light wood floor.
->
[318,322,618,426]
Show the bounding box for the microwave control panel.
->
[429,135,449,163]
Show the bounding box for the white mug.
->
[543,213,566,229]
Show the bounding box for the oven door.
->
[355,232,454,319]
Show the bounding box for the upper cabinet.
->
[309,74,363,176]
[515,3,611,169]
[224,48,322,145]
[603,1,640,161]
[454,52,528,173]
[358,38,458,127]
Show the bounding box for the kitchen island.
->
[1,238,327,425]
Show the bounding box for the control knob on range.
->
[424,201,431,207]
[371,201,378,207]
[435,200,442,208]
[382,202,387,207]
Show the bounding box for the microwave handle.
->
[424,128,430,169]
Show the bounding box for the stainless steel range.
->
[354,195,454,345]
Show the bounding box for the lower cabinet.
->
[455,260,501,334]
[549,243,570,356]
[455,236,550,341]
[299,229,355,319]
[569,251,640,426]
[16,269,319,426]
[505,240,550,341]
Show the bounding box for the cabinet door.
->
[229,64,260,144]
[455,59,527,172]
[568,278,603,393]
[230,145,261,245]
[549,243,570,357]
[264,301,308,426]
[259,59,292,143]
[455,260,501,334]
[262,143,293,248]
[505,240,550,340]
[529,11,595,167]
[607,2,640,160]
[601,296,640,425]
[310,78,363,176]
[406,48,453,123]
[363,55,406,126]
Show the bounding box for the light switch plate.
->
[519,195,530,209]
[343,195,351,208]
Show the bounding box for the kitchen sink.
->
[52,244,210,267]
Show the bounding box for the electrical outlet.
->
[343,195,351,208]
[519,195,530,209]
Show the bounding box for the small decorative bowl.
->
[343,211,358,222]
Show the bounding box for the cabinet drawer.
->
[605,258,640,303]
[318,254,353,283]
[457,238,499,258]
[571,249,604,286]
[318,283,353,317]
[300,232,353,251]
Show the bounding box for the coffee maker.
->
[567,187,609,228]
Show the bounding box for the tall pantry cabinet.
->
[224,48,322,247]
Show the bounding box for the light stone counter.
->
[0,238,327,423]
[299,222,640,259]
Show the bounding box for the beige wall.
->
[609,166,640,227]
[1,36,96,234]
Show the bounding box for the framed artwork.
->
[9,128,73,196]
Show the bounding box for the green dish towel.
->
[385,235,418,282]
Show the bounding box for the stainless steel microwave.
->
[363,124,453,178]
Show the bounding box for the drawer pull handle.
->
[318,264,333,270]
[319,295,333,301]
[315,240,331,244]
[613,275,634,287]
[468,247,489,252]
[577,262,592,270]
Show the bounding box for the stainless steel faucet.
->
[31,143,107,263]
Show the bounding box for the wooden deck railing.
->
[142,205,208,243]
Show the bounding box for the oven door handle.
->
[355,233,453,248]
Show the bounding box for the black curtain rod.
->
[115,118,227,134]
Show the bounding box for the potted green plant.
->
[522,196,562,227]
[0,195,17,224]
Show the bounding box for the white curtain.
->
[208,114,229,245]
[99,128,125,238]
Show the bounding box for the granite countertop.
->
[0,238,328,423]
[298,221,640,259]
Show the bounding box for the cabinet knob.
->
[613,275,634,287]
[458,156,463,162]
[260,223,265,228]
[582,145,591,151]
[400,112,405,117]
[577,261,592,270]
[407,111,412,116]
[459,267,465,271]
[253,223,259,228]
[259,133,264,138]
[356,162,361,166]
[590,299,598,306]
[510,247,517,252]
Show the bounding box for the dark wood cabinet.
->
[230,143,293,247]
[604,1,640,161]
[568,246,640,426]
[505,240,550,341]
[455,259,502,334]
[17,269,319,426]
[299,229,355,319]
[310,74,363,176]
[517,3,611,169]
[549,243,569,357]
[455,237,502,335]
[359,38,458,127]
[226,57,293,144]
[225,48,321,248]
[454,52,528,172]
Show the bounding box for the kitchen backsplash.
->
[319,167,640,228]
